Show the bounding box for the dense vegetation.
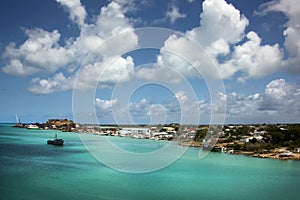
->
[194,124,300,152]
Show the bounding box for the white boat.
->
[27,124,40,130]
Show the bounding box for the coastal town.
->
[15,118,300,160]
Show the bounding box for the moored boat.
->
[47,138,64,146]
[27,124,40,130]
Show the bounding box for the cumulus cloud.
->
[151,0,288,82]
[3,0,299,99]
[2,1,138,94]
[135,60,183,84]
[256,0,300,26]
[219,92,262,116]
[129,98,151,118]
[198,79,300,123]
[118,90,197,124]
[126,92,198,124]
[220,31,283,79]
[2,29,73,76]
[256,0,300,73]
[95,98,117,110]
[28,72,74,94]
[151,34,221,80]
[259,79,300,114]
[96,2,134,39]
[166,5,186,24]
[152,3,186,25]
[153,0,250,81]
[95,98,118,120]
[75,56,135,90]
[93,79,300,124]
[2,59,36,76]
[56,0,87,26]
[198,91,261,123]
[109,0,149,14]
[227,79,300,123]
[147,104,167,124]
[166,90,202,124]
[166,79,300,124]
[188,0,249,46]
[29,55,135,94]
[68,1,138,61]
[174,90,188,105]
[69,1,138,61]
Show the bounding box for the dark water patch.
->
[0,142,87,158]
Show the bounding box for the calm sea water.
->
[1,124,300,200]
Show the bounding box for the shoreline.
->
[178,140,300,161]
[8,120,300,161]
[232,150,300,161]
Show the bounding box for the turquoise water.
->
[1,124,300,200]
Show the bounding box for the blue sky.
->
[0,0,300,124]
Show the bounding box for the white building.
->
[119,128,151,137]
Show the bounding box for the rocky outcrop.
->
[45,119,75,132]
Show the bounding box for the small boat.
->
[27,124,40,130]
[47,138,64,146]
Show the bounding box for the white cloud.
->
[95,98,118,120]
[3,29,73,76]
[228,79,300,123]
[282,20,300,73]
[3,1,138,94]
[72,0,138,82]
[75,56,135,90]
[259,79,300,114]
[225,92,262,116]
[257,0,300,73]
[28,72,74,94]
[147,104,167,124]
[69,1,138,61]
[56,0,87,26]
[174,90,188,105]
[220,31,284,79]
[28,55,135,94]
[156,34,220,80]
[150,0,288,82]
[166,5,186,24]
[66,1,137,62]
[283,27,300,58]
[135,59,182,84]
[109,0,145,14]
[197,79,300,123]
[152,0,250,81]
[96,2,134,39]
[130,98,149,112]
[206,39,230,57]
[127,93,197,124]
[188,0,249,46]
[95,98,117,110]
[94,79,300,124]
[147,104,166,116]
[256,0,300,26]
[200,91,262,123]
[168,90,202,124]
[2,59,36,76]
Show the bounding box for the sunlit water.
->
[1,124,299,200]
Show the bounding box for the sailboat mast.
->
[15,114,20,124]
